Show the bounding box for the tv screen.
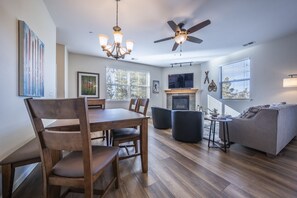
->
[168,73,194,88]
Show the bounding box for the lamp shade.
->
[113,30,123,44]
[283,77,297,87]
[126,40,134,51]
[174,33,187,44]
[99,34,108,47]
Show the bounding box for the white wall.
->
[0,0,56,194]
[56,43,68,98]
[162,64,202,108]
[200,33,297,114]
[68,53,163,115]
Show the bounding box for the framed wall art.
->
[77,72,100,98]
[152,80,160,94]
[18,20,45,97]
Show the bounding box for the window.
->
[221,59,250,99]
[106,68,150,100]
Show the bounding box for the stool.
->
[0,138,40,198]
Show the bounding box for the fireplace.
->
[165,88,198,111]
[172,95,189,110]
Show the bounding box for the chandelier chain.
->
[116,0,119,27]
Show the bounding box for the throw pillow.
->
[239,104,270,119]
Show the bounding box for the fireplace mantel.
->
[164,88,199,94]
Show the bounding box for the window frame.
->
[220,59,250,100]
[105,67,150,101]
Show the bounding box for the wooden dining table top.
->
[46,108,149,131]
[88,108,149,122]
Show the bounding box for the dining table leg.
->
[140,118,148,173]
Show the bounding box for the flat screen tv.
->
[168,73,194,88]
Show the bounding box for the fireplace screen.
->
[172,95,189,110]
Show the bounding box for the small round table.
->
[205,116,232,152]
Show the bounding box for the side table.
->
[205,116,232,152]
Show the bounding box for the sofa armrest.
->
[276,105,297,153]
[220,109,278,154]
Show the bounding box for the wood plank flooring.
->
[13,121,297,197]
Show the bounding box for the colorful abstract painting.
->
[18,20,44,97]
[77,72,100,98]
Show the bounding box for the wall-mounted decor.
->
[208,80,217,92]
[18,20,45,97]
[152,80,160,93]
[204,71,209,84]
[77,72,100,98]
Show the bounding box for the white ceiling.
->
[44,0,297,67]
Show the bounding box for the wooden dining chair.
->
[111,98,149,160]
[87,98,109,145]
[87,98,105,109]
[128,98,138,111]
[25,98,119,198]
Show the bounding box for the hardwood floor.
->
[13,121,297,197]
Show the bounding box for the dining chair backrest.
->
[129,98,138,111]
[87,98,105,109]
[24,98,93,180]
[136,98,149,116]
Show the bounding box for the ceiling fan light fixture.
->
[174,33,187,44]
[154,19,210,51]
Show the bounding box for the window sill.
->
[106,99,130,102]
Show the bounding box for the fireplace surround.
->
[165,88,198,111]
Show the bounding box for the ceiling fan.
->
[154,19,211,51]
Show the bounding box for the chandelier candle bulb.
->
[113,28,123,44]
[99,34,108,47]
[126,40,134,51]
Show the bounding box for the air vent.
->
[243,41,255,47]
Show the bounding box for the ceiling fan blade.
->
[187,19,211,34]
[154,37,174,43]
[187,36,203,43]
[172,42,179,51]
[167,20,180,32]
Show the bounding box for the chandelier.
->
[99,0,133,60]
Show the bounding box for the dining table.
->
[46,108,150,173]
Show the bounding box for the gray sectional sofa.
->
[220,104,297,155]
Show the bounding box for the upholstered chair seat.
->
[53,146,119,178]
